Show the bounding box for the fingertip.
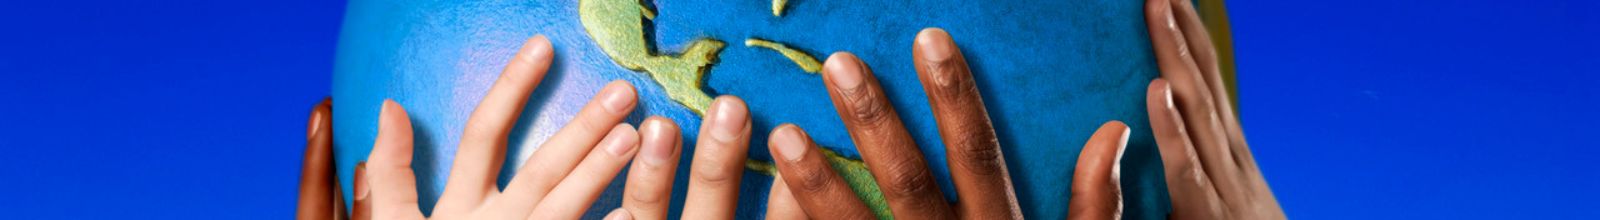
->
[769,124,808,162]
[1093,121,1132,153]
[1099,120,1130,134]
[380,99,406,119]
[639,117,680,166]
[914,27,956,63]
[378,99,412,137]
[517,34,553,62]
[1146,0,1170,18]
[602,123,642,157]
[308,97,332,140]
[823,52,865,90]
[707,95,750,142]
[599,80,639,114]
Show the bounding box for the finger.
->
[1145,80,1227,219]
[764,174,808,220]
[334,180,347,220]
[682,96,752,220]
[1145,0,1246,208]
[768,125,875,219]
[1168,0,1226,106]
[529,124,641,220]
[367,100,425,219]
[1171,0,1257,174]
[910,28,1020,219]
[624,117,682,220]
[497,81,638,214]
[604,208,634,220]
[439,35,554,210]
[1067,121,1129,220]
[352,162,371,220]
[526,125,640,219]
[299,98,338,220]
[822,52,954,219]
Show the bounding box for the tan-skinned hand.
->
[297,35,656,220]
[1144,0,1283,218]
[298,34,761,220]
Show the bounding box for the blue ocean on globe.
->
[332,0,1168,219]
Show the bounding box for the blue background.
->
[0,0,1594,219]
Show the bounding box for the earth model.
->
[332,0,1192,219]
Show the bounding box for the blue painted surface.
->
[0,0,1596,219]
[331,0,1164,219]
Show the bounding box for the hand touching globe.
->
[299,0,1283,219]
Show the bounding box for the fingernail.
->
[916,28,956,63]
[602,125,640,157]
[604,208,633,220]
[599,81,635,114]
[708,96,747,142]
[770,125,807,162]
[1113,123,1130,186]
[824,53,865,90]
[353,162,369,200]
[519,35,552,63]
[307,104,326,140]
[641,118,676,166]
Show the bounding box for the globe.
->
[332,0,1207,219]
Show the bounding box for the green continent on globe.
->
[579,0,723,114]
[579,0,893,218]
[744,38,822,73]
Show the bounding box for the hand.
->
[297,35,653,220]
[298,98,345,220]
[597,96,757,220]
[759,28,1132,219]
[1143,0,1284,218]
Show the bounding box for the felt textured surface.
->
[332,0,1167,218]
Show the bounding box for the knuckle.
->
[691,159,738,188]
[842,87,894,126]
[950,130,1004,177]
[927,62,975,96]
[877,159,937,198]
[628,187,666,207]
[574,114,609,134]
[792,165,837,193]
[1170,162,1207,185]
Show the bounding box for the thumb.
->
[1067,121,1129,220]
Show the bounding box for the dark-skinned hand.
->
[759,28,1133,220]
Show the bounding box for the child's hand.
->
[298,35,651,220]
[1144,0,1283,218]
[358,35,647,220]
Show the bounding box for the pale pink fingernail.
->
[825,53,865,90]
[598,81,636,114]
[640,118,677,166]
[708,96,748,143]
[770,125,808,162]
[601,124,640,157]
